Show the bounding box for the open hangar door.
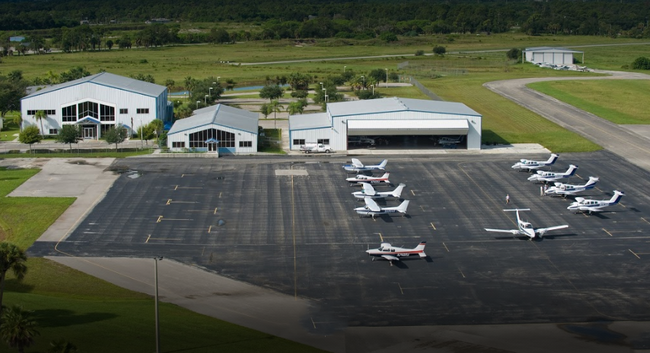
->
[346,119,469,149]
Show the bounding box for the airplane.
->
[527,164,578,183]
[567,190,625,214]
[511,153,559,172]
[346,172,390,185]
[544,177,599,197]
[485,208,569,240]
[352,183,405,200]
[355,197,409,218]
[366,241,427,265]
[343,158,388,173]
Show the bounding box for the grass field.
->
[0,167,323,352]
[527,80,650,124]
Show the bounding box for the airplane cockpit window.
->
[523,223,532,228]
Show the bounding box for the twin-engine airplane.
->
[343,158,388,173]
[346,173,390,185]
[355,197,409,218]
[485,208,569,240]
[366,241,427,265]
[512,153,559,172]
[544,177,599,197]
[527,164,578,183]
[567,190,625,214]
[352,183,405,200]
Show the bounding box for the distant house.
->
[523,47,584,66]
[9,36,25,42]
[146,18,171,24]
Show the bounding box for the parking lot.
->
[28,151,650,337]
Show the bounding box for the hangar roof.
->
[23,72,166,100]
[327,97,481,118]
[168,104,259,135]
[524,47,583,53]
[289,112,331,130]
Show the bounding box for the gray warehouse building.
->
[289,97,482,151]
[524,47,584,66]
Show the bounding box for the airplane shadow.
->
[493,233,577,241]
[543,233,578,240]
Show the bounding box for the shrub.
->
[433,45,446,56]
[631,57,650,70]
[506,48,521,60]
[415,50,425,56]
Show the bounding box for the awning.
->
[76,116,101,125]
[205,138,219,144]
[347,119,469,136]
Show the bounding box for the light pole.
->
[322,88,327,102]
[217,76,221,82]
[153,256,163,353]
[360,75,365,90]
[385,68,388,84]
[196,100,200,109]
[209,87,213,97]
[205,95,209,105]
[344,65,347,73]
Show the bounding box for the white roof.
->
[289,112,331,130]
[23,72,166,99]
[347,119,468,131]
[327,97,481,117]
[524,47,583,54]
[168,104,258,135]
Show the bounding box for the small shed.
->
[523,47,584,66]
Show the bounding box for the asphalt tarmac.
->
[27,151,650,350]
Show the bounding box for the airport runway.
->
[27,153,650,350]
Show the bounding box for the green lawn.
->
[527,80,650,124]
[0,167,322,352]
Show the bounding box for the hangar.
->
[289,97,482,151]
[20,72,172,139]
[523,47,584,66]
[166,104,258,154]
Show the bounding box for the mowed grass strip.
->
[528,80,650,124]
[0,167,324,353]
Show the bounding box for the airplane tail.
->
[397,200,410,213]
[378,160,388,170]
[546,153,559,165]
[504,208,530,224]
[415,241,427,258]
[585,177,599,188]
[381,173,390,182]
[566,164,578,176]
[609,190,625,204]
[391,183,406,198]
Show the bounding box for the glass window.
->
[137,108,149,114]
[49,129,58,135]
[189,128,234,148]
[239,141,252,147]
[119,108,128,114]
[100,124,114,135]
[317,139,330,144]
[293,139,305,145]
[78,101,98,119]
[172,141,185,148]
[100,105,115,121]
[62,105,77,122]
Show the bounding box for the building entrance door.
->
[208,143,217,152]
[83,126,95,139]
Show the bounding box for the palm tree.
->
[286,100,307,115]
[48,339,78,353]
[33,110,47,137]
[0,305,39,353]
[269,99,282,129]
[0,242,27,316]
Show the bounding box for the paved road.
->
[484,70,650,172]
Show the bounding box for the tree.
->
[33,110,47,137]
[506,48,521,61]
[433,45,446,56]
[259,85,283,102]
[0,243,27,317]
[48,339,78,353]
[103,125,127,150]
[379,31,398,42]
[631,57,650,70]
[225,78,236,91]
[287,99,308,115]
[260,103,272,119]
[18,126,42,153]
[0,76,26,119]
[290,90,308,99]
[0,305,39,353]
[56,125,81,150]
[106,39,114,50]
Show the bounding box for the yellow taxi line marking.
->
[602,228,613,237]
[310,317,317,329]
[619,203,626,208]
[174,185,178,190]
[166,199,172,205]
[410,190,416,196]
[156,215,163,223]
[641,217,650,225]
[442,242,450,252]
[208,225,212,233]
[628,249,640,259]
[430,222,437,230]
[420,205,426,211]
[397,282,404,295]
[145,234,151,243]
[376,233,383,242]
[214,207,218,215]
[458,268,466,278]
[219,192,222,198]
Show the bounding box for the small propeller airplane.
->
[343,158,388,173]
[352,183,406,200]
[527,164,578,183]
[366,241,427,265]
[346,172,390,185]
[511,153,559,172]
[544,177,599,197]
[485,208,569,240]
[355,197,409,218]
[567,190,625,214]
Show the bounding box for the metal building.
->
[289,97,482,151]
[20,72,171,139]
[167,104,258,155]
[523,47,584,66]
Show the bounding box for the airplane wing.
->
[364,197,381,212]
[351,158,364,168]
[361,182,376,196]
[485,228,519,234]
[575,197,585,202]
[381,255,400,261]
[536,225,569,235]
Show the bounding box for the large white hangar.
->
[21,72,172,139]
[524,47,584,66]
[166,104,258,154]
[289,97,482,151]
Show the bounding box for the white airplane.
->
[343,158,388,173]
[355,197,409,218]
[567,190,625,214]
[485,208,569,240]
[346,172,390,185]
[544,177,599,197]
[366,241,427,265]
[352,183,405,200]
[527,164,578,183]
[512,153,559,172]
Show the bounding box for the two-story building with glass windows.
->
[21,72,171,139]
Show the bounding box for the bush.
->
[415,50,425,56]
[433,45,446,56]
[631,57,650,70]
[506,48,521,60]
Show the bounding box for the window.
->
[293,139,305,145]
[119,108,128,114]
[100,124,114,136]
[137,108,149,114]
[172,142,185,148]
[317,139,330,144]
[27,110,36,115]
[45,109,55,115]
[188,128,235,148]
[49,129,58,135]
[78,101,98,119]
[239,141,252,148]
[100,105,115,121]
[62,105,77,122]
